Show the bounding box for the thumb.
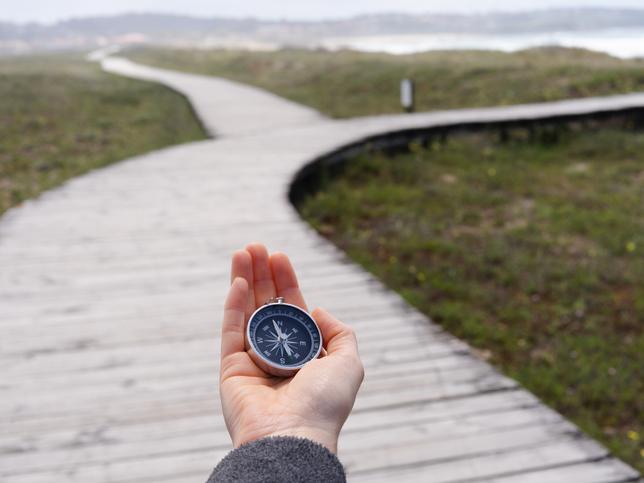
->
[312,307,360,360]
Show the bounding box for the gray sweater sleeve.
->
[206,436,346,482]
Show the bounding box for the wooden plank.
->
[0,405,566,476]
[0,311,440,358]
[348,439,608,482]
[2,350,478,416]
[3,332,463,385]
[0,390,535,460]
[1,281,397,319]
[345,389,539,431]
[0,388,534,459]
[2,359,498,424]
[0,430,607,483]
[0,289,407,331]
[343,424,584,474]
[487,458,640,483]
[3,351,471,395]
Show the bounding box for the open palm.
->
[219,244,364,453]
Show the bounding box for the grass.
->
[128,46,644,118]
[0,54,207,216]
[297,121,643,472]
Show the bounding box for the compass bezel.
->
[246,301,323,373]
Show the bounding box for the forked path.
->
[1,56,642,482]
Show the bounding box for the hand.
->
[219,243,364,454]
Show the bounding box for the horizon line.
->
[3,5,644,28]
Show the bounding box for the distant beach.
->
[319,28,644,58]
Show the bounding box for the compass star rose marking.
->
[265,319,299,357]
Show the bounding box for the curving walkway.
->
[1,55,642,482]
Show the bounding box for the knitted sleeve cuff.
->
[206,436,345,483]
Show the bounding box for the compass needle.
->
[284,342,293,357]
[272,320,284,338]
[269,342,280,352]
[267,329,279,339]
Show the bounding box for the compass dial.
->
[247,302,322,372]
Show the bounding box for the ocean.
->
[319,28,644,59]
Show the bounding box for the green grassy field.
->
[128,46,644,118]
[298,121,643,471]
[0,55,207,216]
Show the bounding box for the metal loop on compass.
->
[265,296,285,305]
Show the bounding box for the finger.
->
[270,252,308,310]
[311,307,359,359]
[246,243,276,306]
[230,249,255,321]
[221,277,249,360]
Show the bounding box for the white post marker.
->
[401,78,415,113]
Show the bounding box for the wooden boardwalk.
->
[1,55,642,482]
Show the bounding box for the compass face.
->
[247,303,322,370]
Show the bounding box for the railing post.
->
[401,78,415,113]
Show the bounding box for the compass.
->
[246,297,323,377]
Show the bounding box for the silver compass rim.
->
[246,301,323,371]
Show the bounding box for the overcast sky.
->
[4,0,644,24]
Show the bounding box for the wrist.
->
[235,423,339,454]
[263,426,338,454]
